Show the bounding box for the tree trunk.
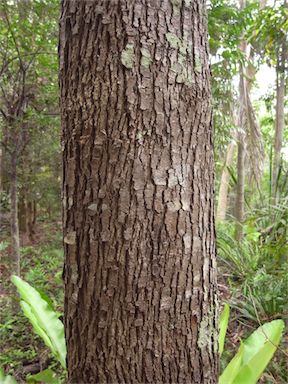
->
[33,201,37,227]
[10,153,21,276]
[272,44,286,202]
[0,147,3,192]
[235,64,246,241]
[0,129,10,194]
[27,200,36,242]
[216,141,236,223]
[235,134,245,240]
[235,0,247,240]
[234,0,265,239]
[60,1,218,383]
[19,189,27,233]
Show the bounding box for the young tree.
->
[249,0,288,202]
[272,27,287,202]
[209,0,266,229]
[60,1,218,382]
[216,140,236,222]
[234,0,265,240]
[0,0,59,273]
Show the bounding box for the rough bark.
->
[60,1,218,383]
[216,141,236,223]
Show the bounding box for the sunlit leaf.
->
[27,368,60,384]
[11,276,66,368]
[219,303,230,356]
[219,342,244,384]
[233,319,284,383]
[220,319,284,384]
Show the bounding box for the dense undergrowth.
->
[0,221,64,383]
[217,197,288,383]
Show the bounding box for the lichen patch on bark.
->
[140,48,152,68]
[121,43,135,69]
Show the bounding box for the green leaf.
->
[11,275,66,368]
[220,319,284,384]
[219,303,230,356]
[34,287,55,312]
[233,319,285,384]
[0,368,17,384]
[27,369,60,384]
[219,342,244,384]
[20,301,56,356]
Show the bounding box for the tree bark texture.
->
[60,1,217,383]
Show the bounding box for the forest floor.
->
[0,220,64,382]
[0,219,287,383]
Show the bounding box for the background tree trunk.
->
[27,200,36,242]
[216,141,236,222]
[60,1,218,383]
[272,42,286,202]
[10,152,20,276]
[19,188,27,233]
[235,64,246,241]
[235,0,247,241]
[0,128,10,194]
[0,147,3,192]
[235,133,245,240]
[234,0,265,238]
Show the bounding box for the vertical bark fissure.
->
[60,1,217,383]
